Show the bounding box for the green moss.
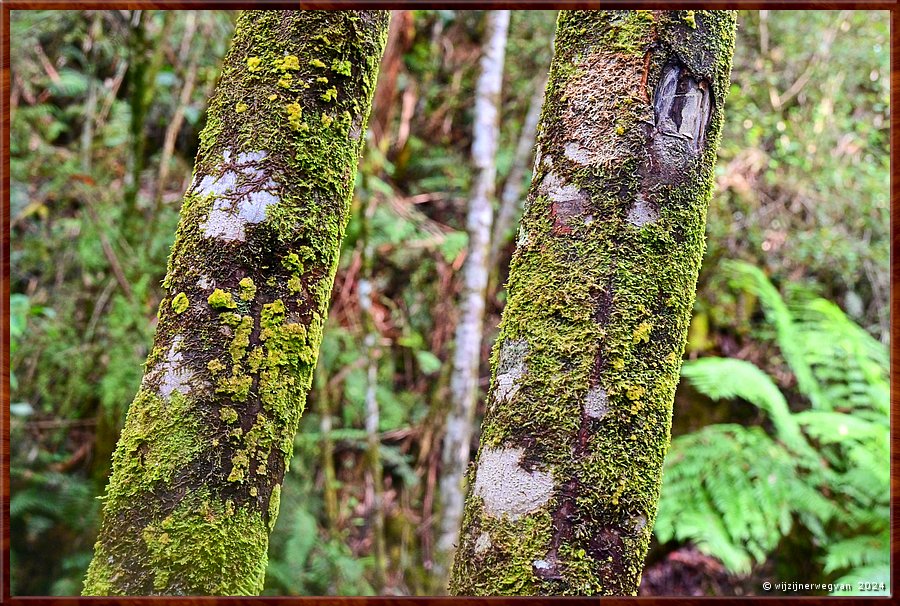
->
[268,484,281,531]
[208,359,225,373]
[208,289,237,310]
[102,389,203,511]
[140,488,268,594]
[287,276,302,293]
[171,292,189,314]
[309,58,327,68]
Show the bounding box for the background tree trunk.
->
[435,9,510,583]
[83,10,388,596]
[449,9,736,596]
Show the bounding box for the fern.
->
[656,261,889,590]
[680,357,817,462]
[722,260,825,408]
[656,425,835,575]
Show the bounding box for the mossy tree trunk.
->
[449,10,735,596]
[83,10,388,596]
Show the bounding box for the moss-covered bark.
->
[83,10,388,596]
[449,10,735,596]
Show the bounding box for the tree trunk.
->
[436,9,510,581]
[449,10,736,596]
[83,10,388,596]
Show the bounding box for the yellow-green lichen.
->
[235,102,248,114]
[171,292,189,314]
[309,58,327,68]
[238,277,257,301]
[275,54,300,71]
[331,58,352,76]
[208,289,237,310]
[632,321,652,344]
[683,10,697,28]
[246,56,261,72]
[220,406,238,424]
[321,87,338,102]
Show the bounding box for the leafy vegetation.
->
[656,261,888,594]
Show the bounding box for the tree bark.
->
[449,10,736,596]
[436,9,510,581]
[83,10,388,596]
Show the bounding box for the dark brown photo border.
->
[0,1,895,603]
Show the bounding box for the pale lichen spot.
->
[494,339,528,404]
[626,194,659,227]
[516,227,529,248]
[474,531,492,555]
[584,386,609,420]
[533,559,551,570]
[540,171,586,205]
[472,446,554,520]
[564,141,593,165]
[196,274,213,290]
[152,336,194,399]
[195,149,281,242]
[632,514,647,533]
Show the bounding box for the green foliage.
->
[703,10,889,341]
[655,261,888,594]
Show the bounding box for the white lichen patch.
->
[564,141,593,165]
[533,559,551,570]
[474,531,492,555]
[632,514,647,533]
[473,446,554,520]
[561,51,649,167]
[196,274,213,290]
[540,171,587,206]
[584,386,609,420]
[150,336,194,399]
[195,149,281,242]
[494,339,528,404]
[627,194,659,227]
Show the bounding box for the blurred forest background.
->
[8,9,889,596]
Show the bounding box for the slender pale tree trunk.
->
[450,10,736,596]
[83,10,389,596]
[436,9,510,580]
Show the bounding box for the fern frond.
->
[655,424,834,575]
[680,357,817,461]
[722,260,825,408]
